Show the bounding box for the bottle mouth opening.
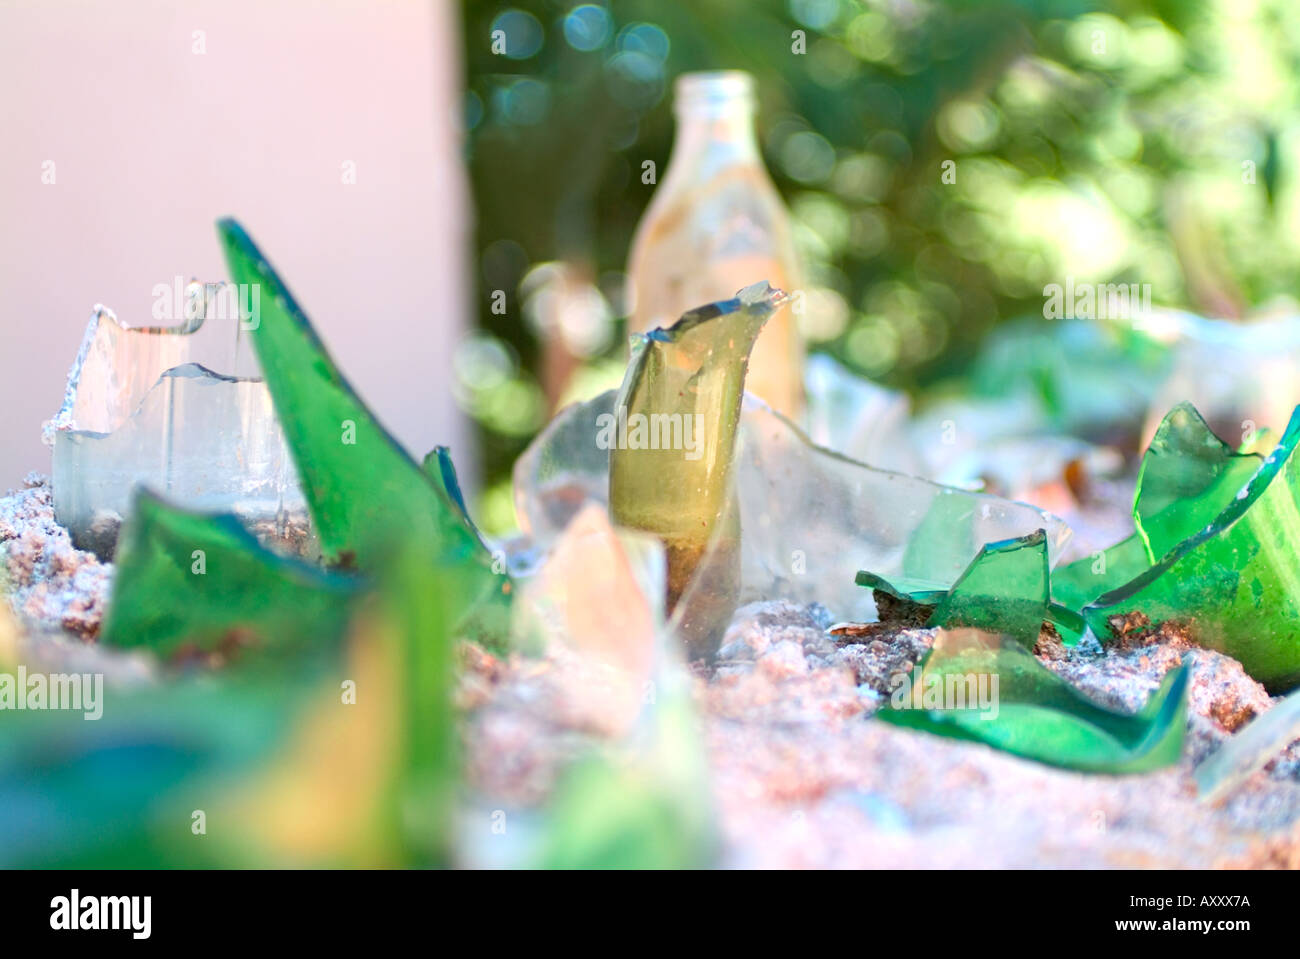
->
[674,70,756,114]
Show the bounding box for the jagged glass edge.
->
[47,298,233,437]
[1131,400,1264,562]
[1085,403,1300,618]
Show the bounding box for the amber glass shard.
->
[877,629,1189,773]
[1086,406,1300,690]
[101,490,359,658]
[518,389,1067,630]
[609,281,786,659]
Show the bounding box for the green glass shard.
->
[215,219,509,639]
[1051,403,1261,613]
[608,281,788,660]
[928,530,1049,648]
[370,541,461,866]
[1085,407,1300,691]
[877,629,1189,773]
[1132,402,1263,561]
[854,571,949,608]
[102,489,359,658]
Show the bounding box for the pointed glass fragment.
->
[877,629,1189,773]
[47,294,302,557]
[1051,402,1261,613]
[1196,688,1300,803]
[216,219,510,642]
[609,281,786,659]
[102,490,359,658]
[928,530,1049,647]
[1085,407,1300,691]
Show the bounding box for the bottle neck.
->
[666,72,762,178]
[669,108,761,170]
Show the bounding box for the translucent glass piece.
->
[1050,403,1261,613]
[518,503,665,734]
[627,70,804,419]
[1085,406,1300,691]
[47,293,299,557]
[802,353,922,475]
[1139,309,1300,453]
[610,281,786,659]
[1196,687,1300,803]
[515,391,1070,634]
[928,530,1049,648]
[104,490,359,658]
[217,219,510,643]
[877,629,1190,773]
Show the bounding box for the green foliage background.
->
[459,0,1300,530]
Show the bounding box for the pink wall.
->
[0,0,471,484]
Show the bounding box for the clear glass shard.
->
[1196,687,1300,803]
[46,290,301,558]
[518,503,667,735]
[514,390,1070,632]
[802,353,923,475]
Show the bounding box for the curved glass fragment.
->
[1084,406,1300,691]
[516,391,1069,635]
[103,490,359,657]
[47,293,300,557]
[609,281,786,659]
[1051,402,1262,611]
[876,629,1190,773]
[1196,687,1300,803]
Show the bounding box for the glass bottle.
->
[626,70,805,419]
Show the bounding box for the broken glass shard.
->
[46,294,303,558]
[1084,405,1300,691]
[102,489,359,658]
[927,530,1049,648]
[802,353,923,475]
[1196,687,1300,803]
[609,281,786,660]
[216,219,511,643]
[1051,402,1262,613]
[876,628,1189,773]
[515,391,1068,635]
[536,660,716,868]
